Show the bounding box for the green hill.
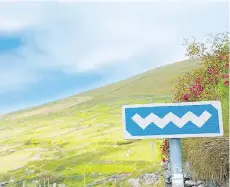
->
[0,59,201,187]
[79,59,201,98]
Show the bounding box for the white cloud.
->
[0,1,228,94]
[0,2,49,32]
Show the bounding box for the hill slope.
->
[79,59,201,98]
[3,59,201,120]
[0,59,201,186]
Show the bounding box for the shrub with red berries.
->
[172,33,229,102]
[171,33,229,183]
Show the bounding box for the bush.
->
[172,32,229,184]
[172,33,229,103]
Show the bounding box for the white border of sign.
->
[122,101,223,139]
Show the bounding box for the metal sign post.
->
[169,138,184,187]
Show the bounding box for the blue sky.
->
[0,1,229,114]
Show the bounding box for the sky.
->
[0,1,229,115]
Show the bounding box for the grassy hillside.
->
[0,59,201,187]
[79,59,202,98]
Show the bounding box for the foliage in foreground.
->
[172,33,229,184]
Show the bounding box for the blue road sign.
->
[122,101,223,139]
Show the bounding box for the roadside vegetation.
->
[171,32,229,184]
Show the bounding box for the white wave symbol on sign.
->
[131,111,212,129]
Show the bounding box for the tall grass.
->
[182,96,229,184]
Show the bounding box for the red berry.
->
[219,56,225,60]
[196,77,201,83]
[162,158,166,163]
[184,94,190,101]
[224,80,229,86]
[222,74,229,79]
[208,68,214,73]
[207,68,218,74]
[209,78,214,83]
[198,85,203,91]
